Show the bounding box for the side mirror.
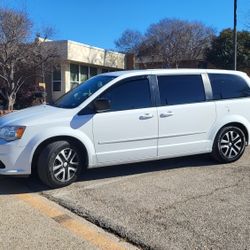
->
[94,98,111,113]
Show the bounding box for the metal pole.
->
[233,0,237,70]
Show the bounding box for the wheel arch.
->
[214,122,249,144]
[31,136,89,172]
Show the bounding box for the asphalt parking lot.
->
[2,150,250,249]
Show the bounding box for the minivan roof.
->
[103,69,247,78]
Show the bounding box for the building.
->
[41,40,126,102]
[131,54,212,70]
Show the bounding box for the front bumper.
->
[0,139,31,175]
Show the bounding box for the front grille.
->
[0,161,6,169]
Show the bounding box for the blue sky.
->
[1,0,250,50]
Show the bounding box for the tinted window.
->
[158,75,205,105]
[209,74,250,100]
[99,77,152,111]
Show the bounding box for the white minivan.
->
[0,69,250,188]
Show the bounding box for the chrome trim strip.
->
[159,131,206,139]
[98,136,158,145]
[202,73,213,100]
[98,132,206,145]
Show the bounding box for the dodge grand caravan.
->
[0,69,250,188]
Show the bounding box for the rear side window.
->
[158,75,205,105]
[99,77,152,111]
[209,74,250,100]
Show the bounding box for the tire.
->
[37,140,83,188]
[212,126,246,163]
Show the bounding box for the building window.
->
[70,64,79,82]
[70,64,101,89]
[80,66,88,82]
[53,66,61,92]
[90,67,97,77]
[101,68,109,73]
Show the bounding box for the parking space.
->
[39,150,250,249]
[1,150,250,249]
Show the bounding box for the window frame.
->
[155,74,208,107]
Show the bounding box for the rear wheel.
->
[212,126,246,163]
[37,141,83,188]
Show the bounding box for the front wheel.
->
[37,141,83,188]
[212,126,246,163]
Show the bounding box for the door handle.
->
[139,113,154,120]
[160,112,174,118]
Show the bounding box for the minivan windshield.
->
[53,75,117,109]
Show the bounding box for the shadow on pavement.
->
[0,153,219,195]
[79,153,218,181]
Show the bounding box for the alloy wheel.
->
[219,130,244,160]
[52,148,79,183]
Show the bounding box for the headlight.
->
[0,126,26,141]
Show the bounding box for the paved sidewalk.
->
[0,178,136,250]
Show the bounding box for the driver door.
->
[92,76,158,165]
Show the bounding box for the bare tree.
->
[0,8,58,110]
[115,19,215,68]
[115,29,144,53]
[142,19,215,68]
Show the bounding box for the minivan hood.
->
[0,105,72,127]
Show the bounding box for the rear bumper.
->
[0,139,31,176]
